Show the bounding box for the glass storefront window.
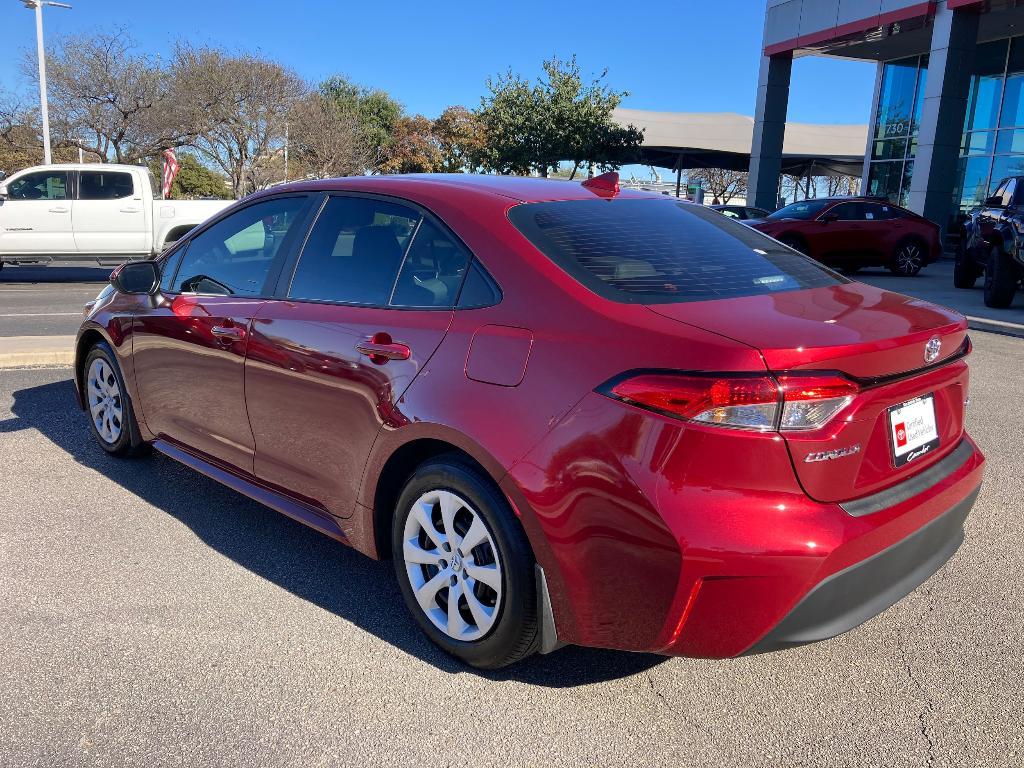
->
[996,129,1024,155]
[874,57,921,141]
[965,131,996,155]
[868,56,927,205]
[964,40,1009,132]
[956,156,994,211]
[990,155,1024,188]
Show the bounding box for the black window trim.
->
[273,190,501,312]
[160,192,315,299]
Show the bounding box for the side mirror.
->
[984,195,1004,208]
[112,261,159,295]
[0,182,8,198]
[819,212,839,224]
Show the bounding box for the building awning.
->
[613,108,868,177]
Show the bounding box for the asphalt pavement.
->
[0,263,108,337]
[0,331,1022,767]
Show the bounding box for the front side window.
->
[6,171,68,201]
[79,171,134,200]
[288,196,420,306]
[828,202,864,221]
[508,199,843,304]
[171,196,307,296]
[767,200,832,220]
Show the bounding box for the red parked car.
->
[76,173,984,669]
[748,197,942,275]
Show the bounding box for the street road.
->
[0,331,1022,767]
[0,263,108,337]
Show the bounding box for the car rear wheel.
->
[983,243,1019,308]
[392,456,539,669]
[953,242,982,289]
[889,240,925,276]
[84,343,148,457]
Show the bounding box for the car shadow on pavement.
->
[1,378,667,687]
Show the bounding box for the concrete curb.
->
[0,335,75,369]
[966,316,1024,340]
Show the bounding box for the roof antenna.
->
[582,171,620,196]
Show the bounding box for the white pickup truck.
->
[0,163,234,270]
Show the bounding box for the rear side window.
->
[391,219,471,308]
[508,199,843,304]
[79,171,135,200]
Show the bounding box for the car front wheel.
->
[392,456,539,669]
[83,342,148,456]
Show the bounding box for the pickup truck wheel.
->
[983,244,1019,308]
[953,243,981,289]
[888,240,925,276]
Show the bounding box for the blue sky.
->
[0,1,876,154]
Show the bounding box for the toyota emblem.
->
[924,336,942,364]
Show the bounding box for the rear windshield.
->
[507,199,844,304]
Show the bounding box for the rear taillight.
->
[601,372,858,432]
[776,374,858,431]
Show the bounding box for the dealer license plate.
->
[888,394,940,467]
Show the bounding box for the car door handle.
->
[357,334,411,363]
[48,206,69,213]
[119,207,141,213]
[211,325,246,342]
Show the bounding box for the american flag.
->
[161,148,180,198]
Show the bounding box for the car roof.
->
[257,173,663,204]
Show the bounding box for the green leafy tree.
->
[318,75,402,170]
[475,55,643,177]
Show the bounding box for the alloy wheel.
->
[87,358,123,445]
[894,243,922,274]
[402,489,503,642]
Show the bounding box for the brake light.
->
[601,372,858,432]
[607,374,780,431]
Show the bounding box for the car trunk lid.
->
[647,282,970,503]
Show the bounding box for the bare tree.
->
[37,29,202,164]
[687,167,748,205]
[288,92,369,178]
[175,44,305,196]
[826,174,860,196]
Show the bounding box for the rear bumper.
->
[749,482,977,653]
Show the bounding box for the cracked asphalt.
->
[0,331,1022,767]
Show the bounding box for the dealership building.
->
[751,0,1024,231]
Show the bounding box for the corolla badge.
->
[924,336,942,364]
[805,445,861,463]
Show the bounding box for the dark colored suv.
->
[956,176,1024,307]
[748,197,942,275]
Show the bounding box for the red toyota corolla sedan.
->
[75,173,984,668]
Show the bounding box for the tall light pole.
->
[21,0,72,165]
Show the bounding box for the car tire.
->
[983,243,1019,308]
[778,235,808,255]
[392,455,539,669]
[83,342,148,457]
[953,242,981,289]
[888,239,925,276]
